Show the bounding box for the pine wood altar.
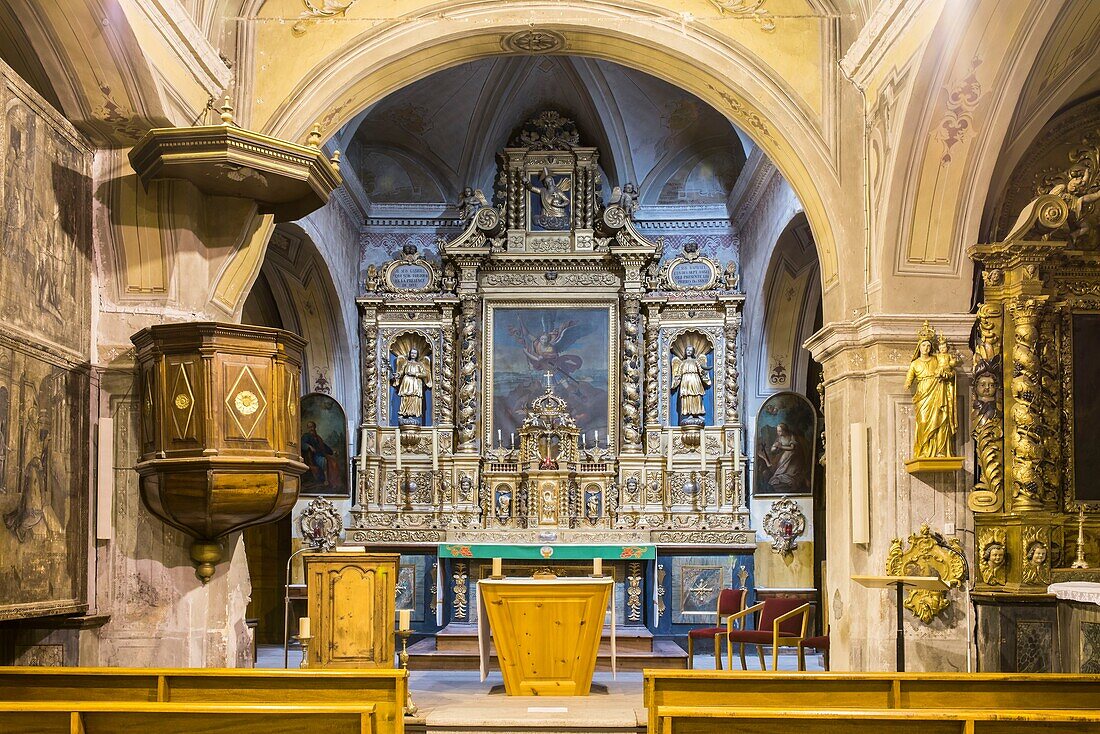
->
[305,552,399,669]
[478,577,613,696]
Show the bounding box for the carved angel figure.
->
[508,317,582,379]
[456,187,490,220]
[671,345,710,421]
[526,168,571,218]
[1046,156,1100,249]
[391,347,432,421]
[608,182,639,216]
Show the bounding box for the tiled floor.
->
[256,644,824,731]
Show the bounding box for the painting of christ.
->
[490,306,612,442]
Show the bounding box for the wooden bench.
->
[0,668,406,734]
[644,671,1100,733]
[654,705,1100,733]
[0,701,376,734]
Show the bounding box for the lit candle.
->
[360,427,369,463]
[595,429,599,447]
[666,428,673,470]
[432,427,439,471]
[398,609,411,631]
[492,557,502,578]
[511,432,515,449]
[396,428,402,473]
[592,557,602,576]
[582,433,587,449]
[299,616,310,639]
[700,428,706,473]
[498,429,502,446]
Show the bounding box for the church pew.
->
[644,671,1100,734]
[654,705,1100,734]
[0,701,376,734]
[0,668,405,734]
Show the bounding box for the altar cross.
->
[544,370,554,391]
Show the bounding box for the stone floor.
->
[256,644,824,733]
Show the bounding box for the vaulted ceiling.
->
[337,56,753,211]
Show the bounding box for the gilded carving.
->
[977,527,1008,586]
[457,297,479,448]
[762,498,805,557]
[626,562,643,622]
[885,525,966,624]
[971,303,1004,512]
[724,318,741,423]
[621,299,643,449]
[1008,299,1045,511]
[452,561,469,621]
[1021,526,1051,586]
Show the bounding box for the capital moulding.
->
[128,119,342,222]
[803,313,975,366]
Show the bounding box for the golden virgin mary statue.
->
[903,322,962,472]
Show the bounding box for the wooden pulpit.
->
[304,551,399,668]
[477,577,614,696]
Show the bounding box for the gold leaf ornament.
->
[235,390,260,415]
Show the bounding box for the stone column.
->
[806,313,975,672]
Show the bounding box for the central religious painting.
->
[488,305,613,442]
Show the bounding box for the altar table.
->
[477,577,614,696]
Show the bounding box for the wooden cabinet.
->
[304,552,399,669]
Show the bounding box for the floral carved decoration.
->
[885,524,966,624]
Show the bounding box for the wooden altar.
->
[478,577,613,696]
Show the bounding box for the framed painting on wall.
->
[754,391,817,497]
[300,392,350,497]
[485,303,617,446]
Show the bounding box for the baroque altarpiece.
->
[968,127,1100,673]
[346,114,752,645]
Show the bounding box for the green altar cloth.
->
[437,543,655,560]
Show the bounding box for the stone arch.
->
[243,3,848,312]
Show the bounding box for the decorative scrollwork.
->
[885,525,966,624]
[297,497,342,552]
[762,498,805,557]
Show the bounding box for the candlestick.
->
[360,427,369,464]
[492,557,503,578]
[299,634,312,669]
[432,427,439,471]
[1073,507,1090,569]
[700,428,706,473]
[298,616,310,639]
[398,608,411,631]
[666,428,673,470]
[395,628,418,715]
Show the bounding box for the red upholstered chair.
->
[725,597,811,670]
[686,588,746,669]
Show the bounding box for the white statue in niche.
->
[671,345,710,424]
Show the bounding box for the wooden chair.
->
[725,597,810,671]
[798,561,830,670]
[686,588,746,669]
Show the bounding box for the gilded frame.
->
[483,299,619,450]
[1061,305,1100,511]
